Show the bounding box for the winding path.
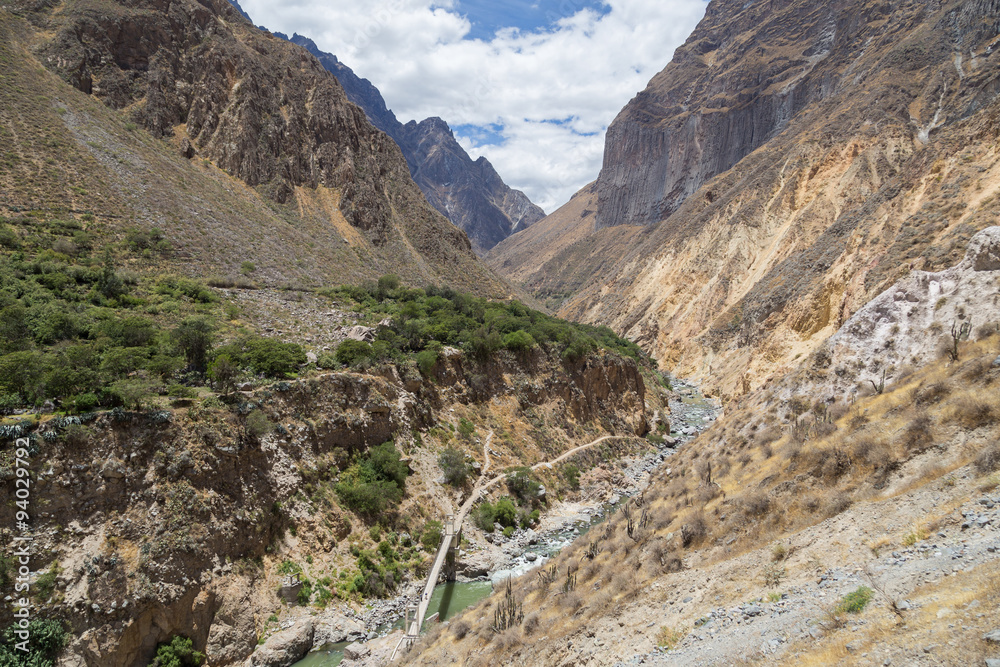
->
[391,431,634,660]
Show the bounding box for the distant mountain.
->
[280,32,546,255]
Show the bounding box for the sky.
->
[237,0,708,213]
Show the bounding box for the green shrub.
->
[0,618,66,666]
[415,349,437,375]
[475,501,496,532]
[110,377,157,411]
[244,338,305,378]
[335,442,408,518]
[34,562,60,601]
[71,392,99,413]
[506,467,541,503]
[494,497,518,528]
[438,447,470,486]
[502,329,535,352]
[421,520,442,551]
[502,526,515,538]
[296,578,313,606]
[276,560,301,576]
[457,418,475,440]
[245,410,273,438]
[563,464,580,491]
[836,586,873,614]
[335,339,372,367]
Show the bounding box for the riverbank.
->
[300,379,720,666]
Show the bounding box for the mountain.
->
[490,0,1000,400]
[281,33,546,255]
[1,0,515,296]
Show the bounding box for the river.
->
[292,376,718,666]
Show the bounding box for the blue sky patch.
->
[453,122,507,147]
[455,0,611,40]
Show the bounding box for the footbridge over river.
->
[390,432,632,660]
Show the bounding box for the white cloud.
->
[238,0,707,212]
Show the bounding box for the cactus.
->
[492,578,523,633]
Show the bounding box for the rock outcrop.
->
[282,33,546,254]
[247,620,314,667]
[788,226,1000,400]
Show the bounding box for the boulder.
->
[345,325,376,343]
[314,613,366,645]
[343,642,370,661]
[249,620,314,667]
[965,227,1000,272]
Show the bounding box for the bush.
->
[494,497,518,528]
[974,443,1000,474]
[563,463,580,491]
[438,447,470,486]
[335,442,408,518]
[502,330,535,353]
[110,377,157,411]
[245,410,273,438]
[335,339,372,367]
[71,392,99,413]
[835,586,873,614]
[244,338,305,378]
[506,467,541,503]
[415,349,437,375]
[457,418,475,440]
[502,526,515,538]
[475,501,496,532]
[0,618,66,666]
[421,520,442,551]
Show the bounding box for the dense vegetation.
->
[334,441,409,518]
[325,274,645,371]
[0,619,66,667]
[0,216,644,416]
[0,215,306,412]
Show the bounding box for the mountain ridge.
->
[279,31,546,254]
[2,0,510,296]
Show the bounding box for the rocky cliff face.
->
[284,33,546,254]
[2,0,508,295]
[494,0,1000,400]
[4,349,649,667]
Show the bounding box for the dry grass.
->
[790,560,1000,666]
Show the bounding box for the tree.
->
[376,274,400,300]
[438,447,470,486]
[111,377,157,411]
[207,354,238,395]
[172,317,214,372]
[506,467,541,503]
